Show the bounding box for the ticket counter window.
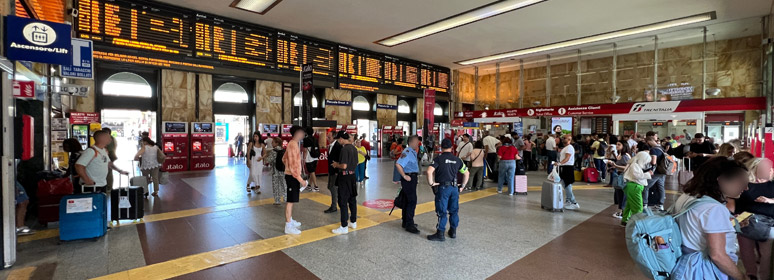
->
[102,72,152,98]
[214,83,249,103]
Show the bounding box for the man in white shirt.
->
[482,132,500,180]
[76,130,129,192]
[627,133,639,149]
[456,134,473,166]
[545,133,557,174]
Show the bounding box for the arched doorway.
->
[213,82,252,163]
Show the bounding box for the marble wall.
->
[376,94,397,127]
[283,87,292,124]
[417,97,424,128]
[325,88,351,124]
[255,80,283,124]
[198,74,213,122]
[161,69,196,122]
[454,35,762,108]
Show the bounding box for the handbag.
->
[611,171,625,189]
[37,177,74,196]
[740,214,774,241]
[515,160,526,175]
[156,147,167,164]
[678,158,693,186]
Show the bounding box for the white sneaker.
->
[285,224,301,235]
[612,212,622,219]
[497,190,502,194]
[332,226,348,234]
[290,219,301,228]
[564,203,580,210]
[348,222,357,229]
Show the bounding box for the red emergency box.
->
[190,122,215,171]
[161,121,189,172]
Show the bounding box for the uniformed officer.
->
[426,138,469,241]
[396,135,420,234]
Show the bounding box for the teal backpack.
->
[625,196,718,279]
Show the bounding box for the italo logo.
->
[194,162,210,168]
[23,22,57,46]
[303,64,313,72]
[631,103,646,112]
[167,164,184,170]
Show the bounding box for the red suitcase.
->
[38,194,65,226]
[583,168,600,183]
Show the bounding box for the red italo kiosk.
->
[190,122,215,171]
[161,121,189,172]
[261,123,280,139]
[378,126,402,158]
[280,124,293,147]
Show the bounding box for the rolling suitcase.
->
[583,167,600,183]
[59,185,107,241]
[111,174,144,222]
[541,179,564,212]
[129,161,148,191]
[514,175,528,195]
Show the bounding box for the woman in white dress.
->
[246,132,265,194]
[261,138,274,190]
[134,137,162,196]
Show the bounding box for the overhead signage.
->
[462,97,765,119]
[61,39,93,79]
[69,112,100,124]
[12,80,35,98]
[376,104,397,110]
[301,63,314,127]
[422,89,436,142]
[57,84,91,97]
[5,16,72,65]
[325,100,351,106]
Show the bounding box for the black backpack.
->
[275,150,286,172]
[596,140,607,157]
[309,144,321,158]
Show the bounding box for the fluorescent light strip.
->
[230,0,282,15]
[376,0,546,47]
[457,12,715,65]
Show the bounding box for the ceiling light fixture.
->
[230,0,282,15]
[375,0,546,47]
[456,12,716,65]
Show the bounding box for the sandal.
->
[152,191,158,196]
[254,186,261,194]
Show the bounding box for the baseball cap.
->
[441,138,453,149]
[335,130,347,139]
[340,133,350,140]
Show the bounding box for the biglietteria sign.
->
[463,97,765,119]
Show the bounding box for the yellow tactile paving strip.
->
[6,266,36,280]
[92,185,615,280]
[17,193,319,243]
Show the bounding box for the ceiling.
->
[158,0,773,69]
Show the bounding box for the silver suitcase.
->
[540,179,564,212]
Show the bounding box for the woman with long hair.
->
[263,137,287,205]
[466,140,486,191]
[671,157,749,279]
[134,137,163,196]
[735,157,774,280]
[246,132,265,194]
[716,143,737,159]
[609,140,632,219]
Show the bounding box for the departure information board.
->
[384,55,419,89]
[276,32,335,76]
[194,14,274,68]
[338,45,383,83]
[76,0,192,55]
[421,64,450,93]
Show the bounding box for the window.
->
[398,100,410,114]
[102,72,152,98]
[293,92,318,107]
[353,96,370,111]
[434,103,443,116]
[214,83,249,103]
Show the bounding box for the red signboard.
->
[12,80,34,98]
[69,112,101,124]
[461,97,766,120]
[423,89,436,135]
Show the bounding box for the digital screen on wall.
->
[276,32,335,76]
[194,14,275,69]
[164,122,187,133]
[551,117,572,135]
[420,63,450,93]
[76,0,193,56]
[383,55,419,89]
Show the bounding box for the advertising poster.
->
[301,63,314,128]
[550,117,572,135]
[513,121,523,137]
[422,89,436,144]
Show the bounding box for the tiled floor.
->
[2,157,676,280]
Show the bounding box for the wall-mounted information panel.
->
[76,0,450,93]
[194,14,275,69]
[77,0,192,55]
[276,32,335,76]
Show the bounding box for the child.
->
[621,151,653,226]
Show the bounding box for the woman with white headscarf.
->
[621,151,653,226]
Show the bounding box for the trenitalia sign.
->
[462,97,765,119]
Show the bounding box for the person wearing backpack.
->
[732,157,774,280]
[670,157,749,280]
[303,130,320,192]
[608,141,631,219]
[644,140,668,211]
[621,151,653,225]
[264,137,287,205]
[75,130,129,193]
[590,134,608,181]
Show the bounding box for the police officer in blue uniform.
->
[426,138,469,241]
[396,135,420,234]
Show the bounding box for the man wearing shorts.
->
[282,125,308,235]
[15,181,34,235]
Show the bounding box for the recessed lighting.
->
[375,0,546,47]
[456,12,716,65]
[230,0,282,15]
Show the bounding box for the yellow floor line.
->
[19,193,318,243]
[6,266,36,280]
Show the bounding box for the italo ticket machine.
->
[261,123,280,140]
[161,121,189,172]
[190,122,215,171]
[280,124,293,147]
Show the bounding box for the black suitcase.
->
[111,186,144,222]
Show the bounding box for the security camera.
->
[705,88,721,96]
[532,101,541,106]
[69,8,79,18]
